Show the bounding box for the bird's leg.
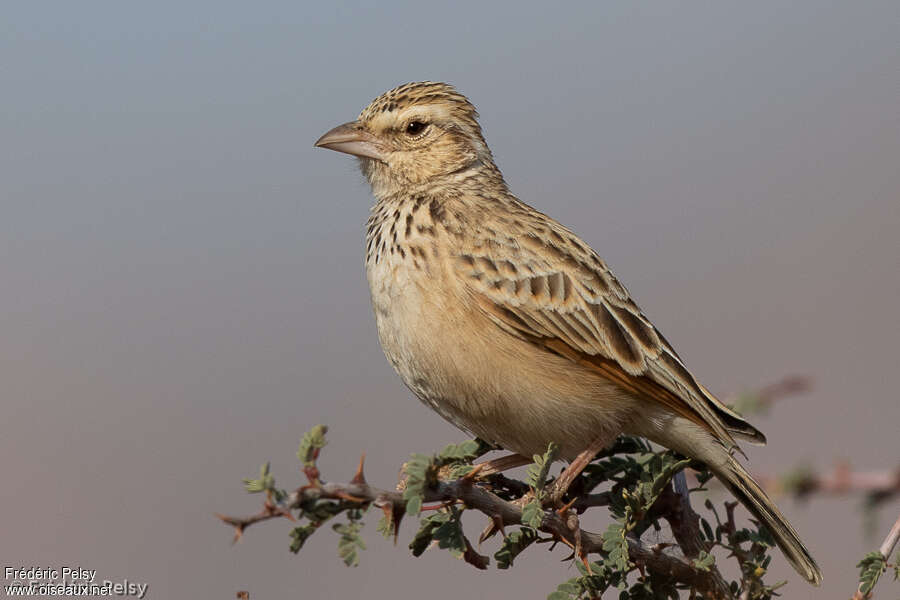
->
[472,453,532,476]
[548,435,615,505]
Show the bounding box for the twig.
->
[877,512,900,558]
[853,512,900,600]
[664,471,705,559]
[754,463,900,502]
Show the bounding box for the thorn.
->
[580,552,592,574]
[382,502,403,544]
[558,535,576,550]
[461,462,486,482]
[351,453,367,484]
[334,491,367,503]
[478,514,505,545]
[556,496,578,516]
[280,509,297,522]
[231,524,245,544]
[493,514,507,539]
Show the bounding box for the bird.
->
[314,81,821,585]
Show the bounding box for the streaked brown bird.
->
[315,81,821,585]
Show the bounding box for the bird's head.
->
[315,82,495,197]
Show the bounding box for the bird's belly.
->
[366,258,635,460]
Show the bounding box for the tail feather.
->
[633,411,821,585]
[718,456,822,585]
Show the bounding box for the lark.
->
[315,81,821,585]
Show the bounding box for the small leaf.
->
[296,425,328,467]
[433,515,467,557]
[243,462,275,493]
[289,524,317,553]
[692,550,716,571]
[437,439,483,462]
[495,527,539,569]
[409,513,449,557]
[402,453,433,516]
[856,550,887,594]
[601,523,630,571]
[405,495,422,516]
[526,442,560,492]
[376,514,392,539]
[333,521,365,567]
[521,498,544,529]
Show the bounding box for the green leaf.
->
[857,550,887,594]
[548,576,584,600]
[647,455,692,508]
[409,513,449,557]
[521,498,544,529]
[296,425,328,467]
[402,453,433,516]
[333,521,366,567]
[376,514,393,539]
[437,439,484,462]
[601,523,630,572]
[526,442,560,492]
[448,464,475,478]
[432,513,467,557]
[408,508,468,559]
[289,524,317,553]
[495,527,539,569]
[692,550,716,571]
[242,462,276,493]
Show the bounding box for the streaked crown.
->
[358,81,480,132]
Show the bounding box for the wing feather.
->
[456,229,765,448]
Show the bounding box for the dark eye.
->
[405,121,427,135]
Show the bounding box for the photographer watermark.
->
[4,566,148,598]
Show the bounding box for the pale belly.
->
[366,255,637,460]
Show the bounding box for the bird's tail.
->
[715,454,822,585]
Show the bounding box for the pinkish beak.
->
[314,121,387,162]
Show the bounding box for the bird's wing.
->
[455,224,764,448]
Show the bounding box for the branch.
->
[878,513,900,559]
[755,463,900,503]
[220,474,733,598]
[729,375,811,416]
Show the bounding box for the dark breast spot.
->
[428,199,445,222]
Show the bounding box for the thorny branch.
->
[219,471,734,598]
[218,377,898,599]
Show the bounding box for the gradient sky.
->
[2,2,898,598]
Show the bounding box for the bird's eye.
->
[405,121,427,135]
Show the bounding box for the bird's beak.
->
[314,121,387,162]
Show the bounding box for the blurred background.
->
[2,1,898,598]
